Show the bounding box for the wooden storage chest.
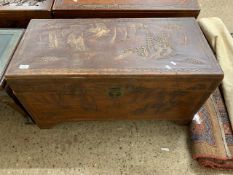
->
[0,0,54,28]
[52,0,200,18]
[0,29,26,114]
[5,18,223,128]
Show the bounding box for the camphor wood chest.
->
[52,0,200,18]
[0,29,25,114]
[0,0,54,28]
[5,18,223,128]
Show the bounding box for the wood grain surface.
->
[52,0,200,18]
[6,18,222,76]
[5,18,223,128]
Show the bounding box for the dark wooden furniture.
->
[0,0,54,28]
[52,0,200,18]
[0,29,26,115]
[5,18,223,128]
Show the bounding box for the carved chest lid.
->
[0,29,23,88]
[53,0,200,11]
[6,18,223,78]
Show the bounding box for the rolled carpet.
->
[191,17,233,169]
[198,17,233,130]
[191,88,233,169]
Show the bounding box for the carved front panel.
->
[8,77,219,123]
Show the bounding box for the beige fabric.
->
[199,17,233,128]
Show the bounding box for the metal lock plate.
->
[108,87,123,99]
